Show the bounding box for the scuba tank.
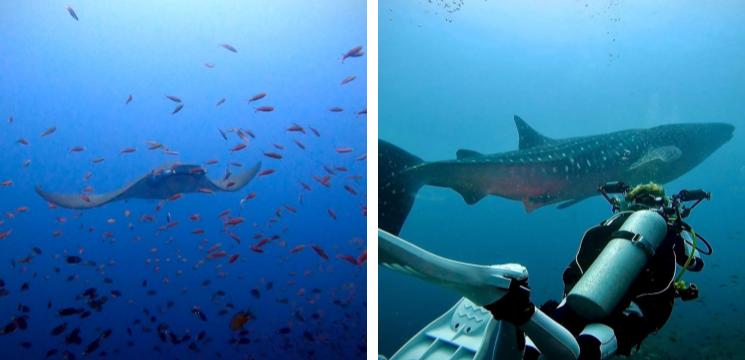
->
[565,182,704,321]
[566,209,667,320]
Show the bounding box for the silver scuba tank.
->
[566,210,668,321]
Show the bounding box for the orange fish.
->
[229,310,254,331]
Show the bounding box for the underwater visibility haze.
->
[380,1,744,359]
[1,1,366,359]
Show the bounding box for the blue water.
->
[0,1,366,359]
[380,1,745,358]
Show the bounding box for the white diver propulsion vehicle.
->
[379,181,712,360]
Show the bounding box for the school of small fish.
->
[0,5,367,360]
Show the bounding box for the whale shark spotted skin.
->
[36,163,261,209]
[379,116,734,235]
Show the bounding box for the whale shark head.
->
[635,122,734,182]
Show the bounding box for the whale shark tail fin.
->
[379,140,426,235]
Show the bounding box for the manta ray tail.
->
[379,140,425,235]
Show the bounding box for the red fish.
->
[207,251,228,260]
[0,229,11,240]
[254,106,274,112]
[216,98,226,106]
[65,6,79,21]
[248,92,266,102]
[126,94,133,104]
[165,95,182,103]
[272,144,285,150]
[41,126,57,137]
[224,217,245,226]
[220,44,238,53]
[168,193,183,201]
[172,104,184,115]
[263,152,282,160]
[357,107,367,116]
[289,245,305,254]
[229,232,241,244]
[189,214,201,221]
[311,245,329,260]
[357,154,367,161]
[336,254,359,266]
[1,180,12,187]
[120,147,136,155]
[287,124,305,133]
[293,140,305,150]
[258,169,275,177]
[341,45,364,62]
[340,76,356,85]
[17,138,29,145]
[328,107,343,112]
[344,185,357,195]
[69,146,85,153]
[192,229,205,235]
[146,141,163,150]
[204,63,215,68]
[336,147,353,153]
[300,182,311,191]
[205,159,219,165]
[91,157,105,164]
[228,254,240,263]
[230,143,247,152]
[327,208,337,220]
[358,250,367,264]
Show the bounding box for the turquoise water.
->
[0,1,366,358]
[379,1,745,358]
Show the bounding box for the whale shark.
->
[379,116,733,234]
[36,162,261,209]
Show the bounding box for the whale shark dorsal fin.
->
[514,115,555,150]
[456,149,485,160]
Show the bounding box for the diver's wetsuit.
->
[541,211,703,357]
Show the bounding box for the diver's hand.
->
[484,279,535,325]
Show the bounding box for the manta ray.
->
[380,116,734,235]
[36,163,261,209]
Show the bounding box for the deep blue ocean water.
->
[380,1,745,359]
[0,1,366,359]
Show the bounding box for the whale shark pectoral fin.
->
[456,149,485,160]
[452,185,487,205]
[628,146,682,171]
[212,162,261,191]
[556,197,590,210]
[35,186,126,209]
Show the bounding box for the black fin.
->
[379,140,425,235]
[456,149,484,160]
[514,115,555,149]
[455,186,487,205]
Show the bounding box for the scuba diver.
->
[379,181,712,360]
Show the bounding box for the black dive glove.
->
[484,279,535,325]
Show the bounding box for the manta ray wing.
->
[210,162,261,191]
[35,185,131,209]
